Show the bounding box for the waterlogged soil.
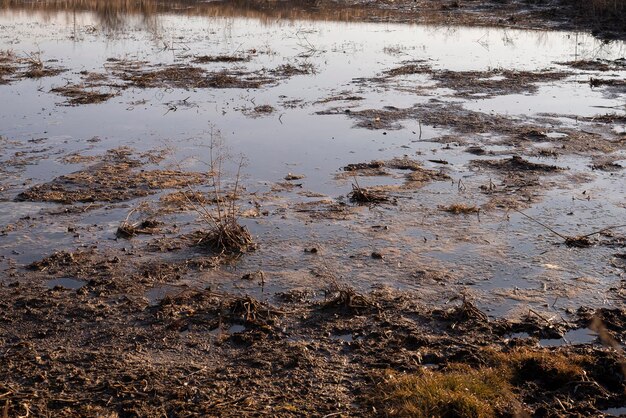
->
[1,1,626,416]
[2,278,626,416]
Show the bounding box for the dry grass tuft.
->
[375,366,518,418]
[184,130,256,255]
[492,348,587,390]
[198,220,255,254]
[50,85,117,105]
[373,347,589,417]
[441,203,480,215]
[348,183,389,204]
[192,55,249,64]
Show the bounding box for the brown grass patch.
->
[348,183,390,204]
[192,55,250,64]
[50,85,117,105]
[441,203,480,215]
[374,366,519,418]
[373,347,589,417]
[0,50,64,83]
[116,64,268,89]
[16,151,206,203]
[491,348,587,390]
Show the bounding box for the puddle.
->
[540,328,598,347]
[46,277,85,290]
[1,2,626,416]
[504,328,598,346]
[145,285,183,306]
[211,324,246,335]
[602,407,626,417]
[507,332,531,340]
[0,0,625,319]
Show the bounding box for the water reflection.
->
[1,0,400,30]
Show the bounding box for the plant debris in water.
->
[0,50,65,84]
[192,54,250,64]
[441,203,481,215]
[50,84,117,105]
[382,65,568,98]
[15,149,206,203]
[1,2,626,417]
[348,183,390,204]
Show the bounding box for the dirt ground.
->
[1,142,625,416]
[2,263,626,416]
[1,0,626,417]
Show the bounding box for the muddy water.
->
[1,3,625,318]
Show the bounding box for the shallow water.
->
[1,2,625,318]
[46,276,85,289]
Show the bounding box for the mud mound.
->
[16,149,206,203]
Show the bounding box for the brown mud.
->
[1,272,625,416]
[41,58,317,105]
[0,50,65,84]
[323,103,623,155]
[1,1,626,417]
[15,148,207,204]
[380,64,570,99]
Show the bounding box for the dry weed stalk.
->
[183,130,255,255]
[319,269,375,310]
[348,177,389,205]
[116,203,160,238]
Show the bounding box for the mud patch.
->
[15,148,206,203]
[0,50,65,84]
[116,63,269,89]
[472,156,563,173]
[192,55,250,64]
[50,84,118,105]
[558,58,626,71]
[382,64,569,98]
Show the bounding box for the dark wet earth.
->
[0,1,625,416]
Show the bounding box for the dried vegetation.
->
[441,203,481,215]
[348,182,390,204]
[184,133,256,255]
[15,148,206,203]
[50,84,117,105]
[375,366,518,418]
[382,64,568,98]
[0,49,64,84]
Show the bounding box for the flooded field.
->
[1,0,625,416]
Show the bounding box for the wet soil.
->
[0,50,65,84]
[1,1,626,416]
[15,148,207,204]
[380,64,570,99]
[2,270,626,417]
